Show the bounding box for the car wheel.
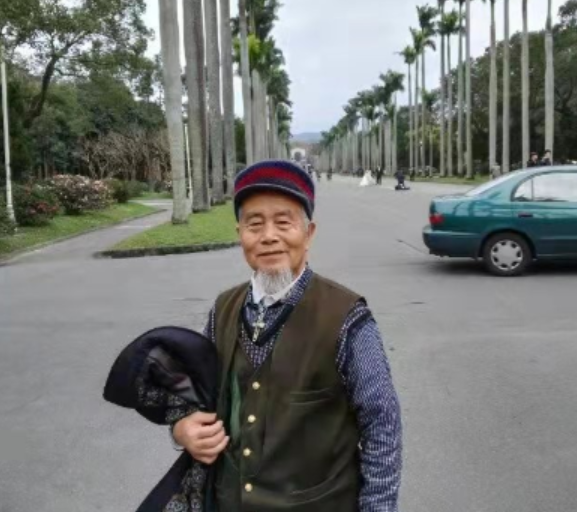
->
[482,233,532,277]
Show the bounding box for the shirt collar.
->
[251,266,307,307]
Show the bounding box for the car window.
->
[464,171,524,197]
[513,173,577,202]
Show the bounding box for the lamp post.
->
[1,39,15,223]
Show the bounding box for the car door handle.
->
[518,212,534,218]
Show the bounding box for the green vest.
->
[213,273,361,512]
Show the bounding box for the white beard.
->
[254,268,294,296]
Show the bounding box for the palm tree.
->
[545,0,555,159]
[267,67,291,158]
[399,47,417,174]
[417,5,438,174]
[521,0,530,167]
[238,0,254,165]
[482,0,498,172]
[381,71,405,173]
[158,0,188,223]
[454,0,465,176]
[374,83,392,173]
[345,100,360,171]
[423,90,438,169]
[438,10,460,177]
[465,0,474,178]
[357,91,377,169]
[183,0,210,212]
[205,0,225,204]
[502,0,511,173]
[221,0,236,194]
[438,0,447,177]
[411,28,423,172]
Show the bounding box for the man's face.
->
[531,154,538,162]
[238,192,316,276]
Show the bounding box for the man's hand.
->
[172,412,229,465]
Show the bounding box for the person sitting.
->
[394,170,408,190]
[527,152,540,168]
[541,150,552,166]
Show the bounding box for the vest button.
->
[252,381,261,391]
[248,414,257,424]
[245,483,253,493]
[243,448,252,457]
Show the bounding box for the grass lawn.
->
[0,202,158,258]
[138,191,173,200]
[412,175,489,186]
[111,204,237,251]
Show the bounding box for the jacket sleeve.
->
[336,301,403,512]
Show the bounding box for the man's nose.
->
[260,222,279,243]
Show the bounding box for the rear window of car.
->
[465,171,524,197]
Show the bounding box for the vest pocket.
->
[288,385,339,404]
[287,470,343,503]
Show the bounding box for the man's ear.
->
[236,224,240,236]
[306,221,317,244]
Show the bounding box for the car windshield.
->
[464,171,525,197]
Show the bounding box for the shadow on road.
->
[423,258,577,277]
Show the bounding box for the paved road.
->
[1,181,577,512]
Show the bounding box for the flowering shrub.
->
[49,175,112,214]
[12,184,60,227]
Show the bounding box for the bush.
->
[0,196,17,235]
[12,184,60,227]
[126,181,148,198]
[106,178,130,204]
[49,175,112,215]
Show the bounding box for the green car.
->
[423,166,577,276]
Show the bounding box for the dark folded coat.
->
[103,326,218,512]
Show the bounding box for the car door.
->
[510,171,577,257]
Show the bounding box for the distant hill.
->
[291,132,322,144]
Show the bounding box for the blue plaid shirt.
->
[205,267,402,512]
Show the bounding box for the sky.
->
[144,0,566,135]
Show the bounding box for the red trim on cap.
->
[235,167,314,200]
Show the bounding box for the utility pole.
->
[1,40,16,223]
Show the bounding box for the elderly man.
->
[173,160,402,512]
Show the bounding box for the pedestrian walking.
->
[172,159,403,512]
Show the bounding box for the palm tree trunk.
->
[238,0,254,165]
[408,64,413,173]
[502,0,511,173]
[440,14,446,177]
[379,117,384,169]
[158,0,187,223]
[205,0,225,204]
[457,3,464,176]
[545,0,555,159]
[489,0,497,171]
[465,0,473,179]
[415,57,420,172]
[521,0,530,168]
[421,51,427,174]
[447,33,454,177]
[393,95,399,174]
[183,0,210,212]
[221,0,235,195]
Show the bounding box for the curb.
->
[95,241,240,259]
[0,208,165,266]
